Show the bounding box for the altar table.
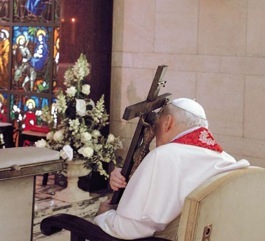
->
[0,147,62,241]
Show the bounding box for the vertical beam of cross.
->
[110,65,171,205]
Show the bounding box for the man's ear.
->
[164,114,173,133]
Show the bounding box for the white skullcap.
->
[171,98,206,119]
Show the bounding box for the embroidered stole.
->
[171,127,223,153]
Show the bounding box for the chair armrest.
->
[40,213,170,241]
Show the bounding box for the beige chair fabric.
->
[176,166,265,241]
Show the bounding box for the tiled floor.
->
[33,175,109,241]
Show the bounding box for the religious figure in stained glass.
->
[13,33,37,91]
[30,29,48,71]
[12,27,50,92]
[25,0,49,16]
[0,28,10,89]
[54,35,59,64]
[31,29,49,92]
[0,93,8,122]
[22,98,36,130]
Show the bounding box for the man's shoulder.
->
[154,142,198,152]
[146,143,188,161]
[149,142,216,162]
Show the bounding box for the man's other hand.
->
[97,199,117,215]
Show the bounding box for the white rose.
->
[94,144,103,151]
[81,132,92,143]
[53,129,64,142]
[78,146,94,158]
[60,145,73,161]
[92,130,100,137]
[66,86,77,97]
[35,139,47,148]
[76,99,86,117]
[46,131,54,140]
[81,84,91,95]
[107,133,115,143]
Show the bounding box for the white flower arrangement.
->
[36,53,122,178]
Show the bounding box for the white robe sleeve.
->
[94,149,179,239]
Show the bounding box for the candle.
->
[71,17,76,44]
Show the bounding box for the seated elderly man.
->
[94,98,250,240]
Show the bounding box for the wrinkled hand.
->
[109,167,127,191]
[97,198,117,215]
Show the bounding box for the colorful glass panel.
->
[0,92,8,122]
[12,26,51,93]
[0,0,9,23]
[53,27,59,92]
[10,94,49,128]
[0,26,10,90]
[54,0,60,23]
[13,0,56,23]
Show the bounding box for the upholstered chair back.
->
[177,166,265,241]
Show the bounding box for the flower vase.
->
[55,160,92,202]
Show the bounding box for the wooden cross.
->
[110,65,171,205]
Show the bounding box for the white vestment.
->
[94,137,250,239]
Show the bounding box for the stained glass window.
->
[0,0,60,131]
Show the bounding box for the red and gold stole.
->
[171,127,223,153]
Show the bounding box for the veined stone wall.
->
[110,0,265,167]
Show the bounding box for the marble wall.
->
[110,0,265,167]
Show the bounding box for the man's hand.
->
[96,199,117,215]
[110,167,127,191]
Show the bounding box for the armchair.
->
[41,166,265,241]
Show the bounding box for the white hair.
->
[164,103,209,129]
